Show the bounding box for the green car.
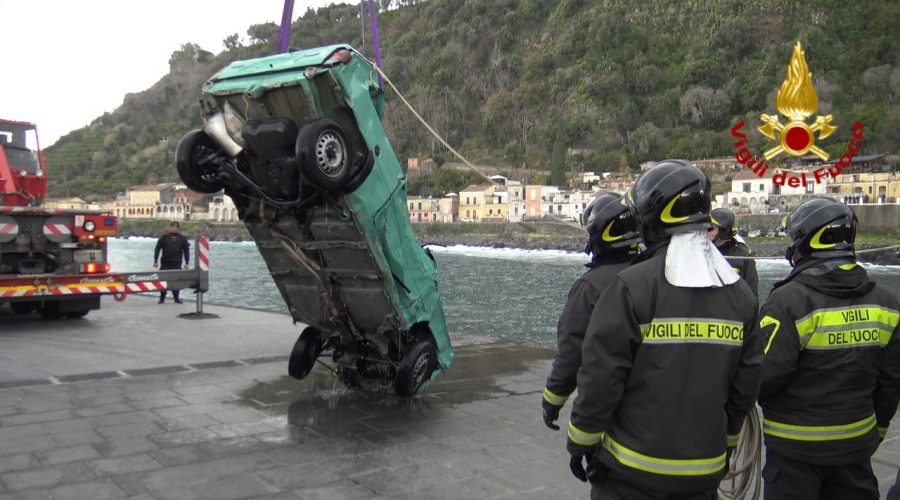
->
[175,45,452,395]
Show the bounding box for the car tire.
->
[176,129,226,194]
[9,302,37,314]
[296,119,352,190]
[288,327,323,380]
[394,339,437,396]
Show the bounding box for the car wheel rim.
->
[411,351,432,387]
[315,131,347,178]
[192,142,220,184]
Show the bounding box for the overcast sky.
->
[1,0,340,146]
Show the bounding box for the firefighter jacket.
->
[543,253,633,408]
[718,241,758,298]
[567,244,762,493]
[756,260,900,465]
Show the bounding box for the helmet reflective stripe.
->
[809,224,837,249]
[660,195,690,223]
[710,214,721,227]
[602,434,727,476]
[763,414,876,442]
[602,220,624,242]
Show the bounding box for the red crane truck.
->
[0,118,119,319]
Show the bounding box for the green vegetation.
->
[407,167,485,197]
[46,0,899,200]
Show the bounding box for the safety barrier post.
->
[196,235,209,314]
[178,235,218,320]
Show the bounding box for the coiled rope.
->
[718,406,763,500]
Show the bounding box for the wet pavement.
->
[0,300,898,499]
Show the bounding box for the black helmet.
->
[625,160,711,246]
[581,193,640,257]
[783,197,856,265]
[709,208,736,242]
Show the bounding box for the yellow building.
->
[459,184,490,222]
[407,196,440,223]
[42,197,92,210]
[827,172,899,203]
[107,184,176,219]
[481,187,507,222]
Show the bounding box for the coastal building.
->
[524,185,560,220]
[459,184,491,222]
[438,193,459,223]
[718,169,830,213]
[407,196,440,223]
[106,184,175,219]
[42,197,98,211]
[481,187,508,222]
[826,171,899,204]
[208,195,238,222]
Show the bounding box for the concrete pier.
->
[0,298,897,499]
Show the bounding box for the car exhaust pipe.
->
[203,101,245,157]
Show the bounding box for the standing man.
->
[709,207,758,297]
[154,221,190,304]
[542,193,640,431]
[756,197,900,499]
[566,160,762,499]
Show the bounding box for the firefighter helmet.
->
[625,160,711,246]
[709,208,736,242]
[783,197,856,265]
[581,193,640,256]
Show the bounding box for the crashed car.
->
[175,45,452,395]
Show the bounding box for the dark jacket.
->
[719,241,758,298]
[568,244,761,493]
[543,253,633,407]
[756,260,900,465]
[154,232,190,265]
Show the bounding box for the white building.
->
[208,195,238,222]
[545,190,598,221]
[719,169,830,214]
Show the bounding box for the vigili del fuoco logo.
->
[730,42,864,188]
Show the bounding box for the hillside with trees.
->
[46,0,900,199]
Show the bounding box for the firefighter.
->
[542,192,640,431]
[566,160,762,499]
[755,197,900,500]
[709,207,758,297]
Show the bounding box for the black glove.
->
[569,452,594,482]
[542,399,561,430]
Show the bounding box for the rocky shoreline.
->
[118,221,900,266]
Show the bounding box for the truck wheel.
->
[9,302,37,314]
[296,119,352,190]
[66,310,90,319]
[38,303,63,320]
[176,129,226,194]
[288,327,323,380]
[394,340,437,396]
